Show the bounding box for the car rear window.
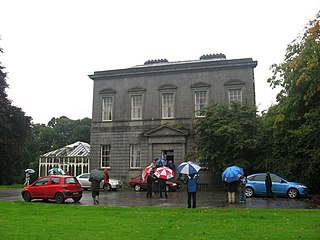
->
[65,177,78,184]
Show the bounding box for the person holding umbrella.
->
[222,166,243,204]
[89,169,104,205]
[185,173,199,208]
[24,169,35,185]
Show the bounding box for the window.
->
[195,91,207,117]
[131,95,142,120]
[101,145,111,168]
[102,97,113,121]
[161,93,174,119]
[51,177,60,184]
[229,89,242,104]
[130,144,141,169]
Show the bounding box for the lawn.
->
[0,200,319,239]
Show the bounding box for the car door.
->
[46,177,61,198]
[270,175,287,196]
[31,177,50,198]
[78,173,91,188]
[250,174,266,195]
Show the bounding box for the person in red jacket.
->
[104,168,109,185]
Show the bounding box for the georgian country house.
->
[89,54,257,185]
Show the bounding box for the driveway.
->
[1,188,319,209]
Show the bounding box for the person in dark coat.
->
[89,177,101,205]
[226,180,238,204]
[264,172,276,199]
[185,173,199,208]
[146,170,155,198]
[159,178,168,198]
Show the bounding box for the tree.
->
[0,42,32,184]
[192,103,264,176]
[266,12,320,191]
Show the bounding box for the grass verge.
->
[0,200,319,239]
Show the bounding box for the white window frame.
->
[130,144,141,169]
[228,89,242,104]
[102,96,113,121]
[194,90,208,117]
[161,92,174,119]
[100,144,111,168]
[131,95,142,120]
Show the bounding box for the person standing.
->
[146,170,155,198]
[264,172,275,199]
[159,178,168,198]
[103,168,110,190]
[185,173,199,208]
[226,181,238,204]
[239,175,247,203]
[24,172,30,185]
[89,176,102,205]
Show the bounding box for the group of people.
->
[225,175,247,204]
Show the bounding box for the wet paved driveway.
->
[1,188,319,209]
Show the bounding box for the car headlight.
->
[172,183,177,186]
[299,185,307,188]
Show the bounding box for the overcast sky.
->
[1,0,319,124]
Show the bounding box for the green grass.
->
[0,184,24,189]
[0,201,319,240]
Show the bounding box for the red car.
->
[129,175,181,192]
[21,175,82,204]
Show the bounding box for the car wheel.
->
[55,193,65,204]
[23,191,32,202]
[287,188,299,199]
[104,184,111,192]
[72,197,82,202]
[166,185,170,192]
[245,187,254,198]
[134,184,142,192]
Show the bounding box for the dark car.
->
[245,173,309,199]
[21,175,82,204]
[129,175,181,192]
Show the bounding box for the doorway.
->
[161,150,174,163]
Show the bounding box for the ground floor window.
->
[130,144,141,169]
[101,144,111,168]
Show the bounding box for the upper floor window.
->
[195,91,207,117]
[101,144,111,168]
[162,92,174,119]
[102,97,113,121]
[130,144,141,169]
[131,95,142,120]
[229,89,242,104]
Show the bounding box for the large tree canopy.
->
[192,103,264,176]
[0,43,32,184]
[266,12,320,191]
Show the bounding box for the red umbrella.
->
[154,166,174,180]
[141,164,154,181]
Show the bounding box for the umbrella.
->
[90,169,104,181]
[25,169,35,174]
[142,164,154,181]
[154,166,174,180]
[155,157,167,167]
[222,166,244,183]
[178,161,201,175]
[48,167,65,175]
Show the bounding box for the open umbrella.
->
[48,167,65,175]
[178,161,201,175]
[155,157,167,167]
[142,164,154,181]
[25,169,35,174]
[154,166,174,180]
[90,169,104,182]
[222,166,244,183]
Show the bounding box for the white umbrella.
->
[25,169,35,174]
[178,161,201,175]
[48,168,65,175]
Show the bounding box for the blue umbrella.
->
[178,161,201,175]
[222,166,244,183]
[155,157,167,167]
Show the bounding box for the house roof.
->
[41,141,90,157]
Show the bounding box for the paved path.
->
[1,188,319,209]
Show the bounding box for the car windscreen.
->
[65,177,78,184]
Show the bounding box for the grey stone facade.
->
[89,56,257,184]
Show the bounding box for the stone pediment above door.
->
[143,125,189,137]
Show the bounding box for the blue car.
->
[245,173,309,199]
